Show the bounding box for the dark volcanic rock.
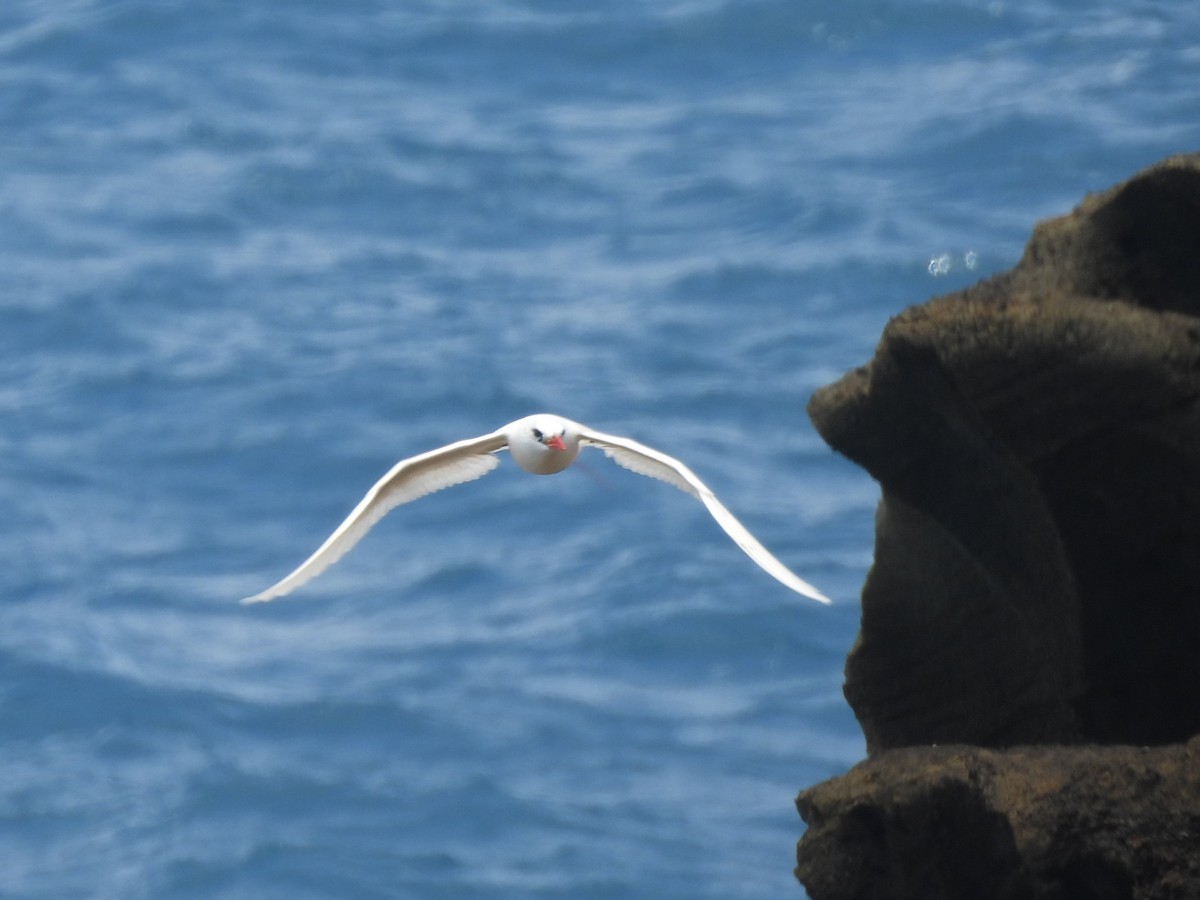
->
[808,153,1200,751]
[796,740,1200,900]
[797,154,1200,899]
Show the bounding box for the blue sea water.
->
[2,1,1198,897]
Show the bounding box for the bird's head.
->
[506,414,580,475]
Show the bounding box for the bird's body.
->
[243,414,831,605]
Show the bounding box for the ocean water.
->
[2,1,1197,897]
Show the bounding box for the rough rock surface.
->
[796,154,1200,898]
[796,740,1200,900]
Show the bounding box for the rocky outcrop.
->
[797,154,1200,898]
[796,740,1200,900]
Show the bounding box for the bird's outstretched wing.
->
[578,427,831,605]
[243,429,509,603]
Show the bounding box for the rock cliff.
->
[797,154,1200,899]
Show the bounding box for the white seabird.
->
[243,414,831,605]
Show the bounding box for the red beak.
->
[546,434,567,451]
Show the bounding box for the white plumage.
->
[243,414,831,605]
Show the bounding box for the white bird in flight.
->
[243,414,830,605]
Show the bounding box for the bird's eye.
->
[531,427,543,440]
